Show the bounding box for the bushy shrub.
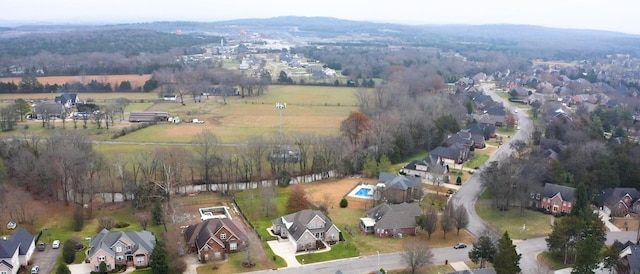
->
[114,221,130,228]
[340,198,348,208]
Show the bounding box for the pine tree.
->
[469,233,496,268]
[494,231,521,274]
[150,241,169,274]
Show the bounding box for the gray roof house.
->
[0,239,19,274]
[359,202,422,237]
[0,228,34,274]
[271,210,341,252]
[378,172,423,203]
[88,229,156,272]
[599,188,640,217]
[54,93,79,108]
[9,228,35,267]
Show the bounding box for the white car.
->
[514,109,518,113]
[31,266,39,274]
[52,240,60,249]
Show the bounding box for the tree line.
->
[0,76,159,93]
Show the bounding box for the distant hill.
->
[2,16,640,59]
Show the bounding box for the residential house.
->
[429,144,468,165]
[0,239,19,274]
[88,229,156,272]
[0,228,35,274]
[33,101,66,120]
[378,172,423,204]
[619,244,640,273]
[184,218,248,261]
[359,203,422,237]
[400,155,447,181]
[534,183,575,215]
[10,228,34,266]
[599,188,640,217]
[474,113,505,127]
[466,123,496,139]
[443,131,474,149]
[271,210,341,252]
[54,93,79,108]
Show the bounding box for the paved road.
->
[248,245,470,274]
[450,84,534,238]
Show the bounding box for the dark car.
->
[37,242,46,251]
[453,243,467,249]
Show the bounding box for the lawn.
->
[464,154,489,169]
[475,204,553,239]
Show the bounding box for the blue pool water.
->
[354,187,373,198]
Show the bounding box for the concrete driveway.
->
[267,239,300,267]
[30,246,61,274]
[68,262,92,274]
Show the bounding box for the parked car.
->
[453,243,467,249]
[31,265,39,274]
[37,242,45,251]
[52,240,60,249]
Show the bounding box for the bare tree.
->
[453,204,469,235]
[441,204,454,239]
[153,147,191,211]
[420,206,438,240]
[192,130,220,187]
[401,241,434,274]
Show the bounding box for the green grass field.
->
[475,204,553,239]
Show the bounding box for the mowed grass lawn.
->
[475,203,553,239]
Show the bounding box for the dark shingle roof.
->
[378,172,421,191]
[184,218,248,250]
[10,228,34,255]
[88,229,155,258]
[273,210,338,242]
[366,203,421,230]
[543,183,575,202]
[600,188,640,206]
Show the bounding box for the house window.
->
[136,256,145,264]
[220,232,227,240]
[535,193,540,200]
[230,242,237,250]
[116,256,123,262]
[116,246,122,252]
[98,256,106,262]
[1,271,7,274]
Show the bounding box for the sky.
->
[3,0,640,35]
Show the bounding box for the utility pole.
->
[276,102,286,145]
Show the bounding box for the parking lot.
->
[30,244,61,274]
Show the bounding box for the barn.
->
[129,112,169,122]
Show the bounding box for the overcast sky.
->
[4,0,640,35]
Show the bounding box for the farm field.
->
[0,84,361,143]
[0,74,152,89]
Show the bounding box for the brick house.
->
[359,203,422,237]
[599,188,640,217]
[535,183,575,215]
[184,218,248,262]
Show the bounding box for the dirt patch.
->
[612,217,639,231]
[301,177,377,210]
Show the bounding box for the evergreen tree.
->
[469,234,497,268]
[494,231,521,274]
[150,241,169,274]
[152,201,164,225]
[56,264,71,274]
[571,182,590,218]
[62,239,76,263]
[378,155,392,173]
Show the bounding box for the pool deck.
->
[346,184,375,199]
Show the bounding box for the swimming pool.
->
[348,184,375,199]
[354,187,372,198]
